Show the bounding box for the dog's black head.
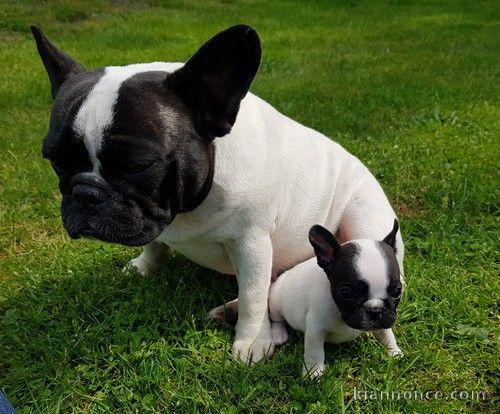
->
[32,25,261,245]
[308,220,402,331]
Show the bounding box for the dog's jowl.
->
[33,25,404,364]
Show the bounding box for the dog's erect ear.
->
[31,25,85,99]
[308,225,342,269]
[382,219,399,252]
[166,24,261,140]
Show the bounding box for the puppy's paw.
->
[123,256,154,276]
[388,347,404,358]
[302,364,325,379]
[271,321,289,346]
[232,337,274,365]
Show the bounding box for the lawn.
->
[0,0,498,412]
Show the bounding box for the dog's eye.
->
[390,287,402,299]
[126,161,155,174]
[338,286,355,300]
[103,158,158,176]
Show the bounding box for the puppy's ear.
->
[31,26,85,99]
[382,219,399,252]
[166,25,261,140]
[308,225,341,269]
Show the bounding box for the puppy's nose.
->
[366,307,383,318]
[364,299,385,319]
[70,172,111,205]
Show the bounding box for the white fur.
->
[354,240,389,300]
[156,92,404,363]
[268,255,403,378]
[78,61,404,364]
[73,62,183,172]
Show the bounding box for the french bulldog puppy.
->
[269,220,404,378]
[31,25,403,364]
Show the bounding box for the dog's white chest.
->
[167,239,235,275]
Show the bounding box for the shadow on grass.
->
[0,251,239,404]
[0,246,377,408]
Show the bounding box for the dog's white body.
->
[269,248,403,378]
[159,92,403,270]
[116,62,404,363]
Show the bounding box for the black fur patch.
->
[377,240,403,305]
[55,70,216,245]
[323,242,400,331]
[42,68,104,164]
[31,25,85,98]
[165,24,261,140]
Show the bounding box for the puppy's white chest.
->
[325,323,362,344]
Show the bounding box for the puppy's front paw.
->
[302,364,325,379]
[232,328,274,365]
[388,347,404,358]
[123,256,154,276]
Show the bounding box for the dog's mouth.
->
[72,227,98,240]
[61,196,170,246]
[65,218,166,246]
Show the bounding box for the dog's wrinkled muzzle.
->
[70,172,112,206]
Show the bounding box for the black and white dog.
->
[32,25,404,364]
[269,221,403,378]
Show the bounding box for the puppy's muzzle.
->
[70,172,112,205]
[364,299,385,320]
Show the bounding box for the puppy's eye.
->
[390,287,402,299]
[338,286,355,300]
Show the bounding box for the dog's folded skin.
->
[32,25,404,364]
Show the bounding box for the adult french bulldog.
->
[269,220,404,378]
[31,24,403,364]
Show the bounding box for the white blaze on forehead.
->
[73,62,184,172]
[353,239,389,300]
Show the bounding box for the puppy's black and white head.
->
[32,25,261,245]
[308,220,402,331]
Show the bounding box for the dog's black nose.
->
[72,184,108,204]
[70,172,111,205]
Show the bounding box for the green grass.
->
[0,0,498,412]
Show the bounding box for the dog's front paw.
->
[232,331,274,365]
[123,256,154,276]
[302,364,325,379]
[388,347,404,358]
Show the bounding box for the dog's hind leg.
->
[208,299,239,325]
[209,298,288,345]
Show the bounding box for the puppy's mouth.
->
[341,312,396,331]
